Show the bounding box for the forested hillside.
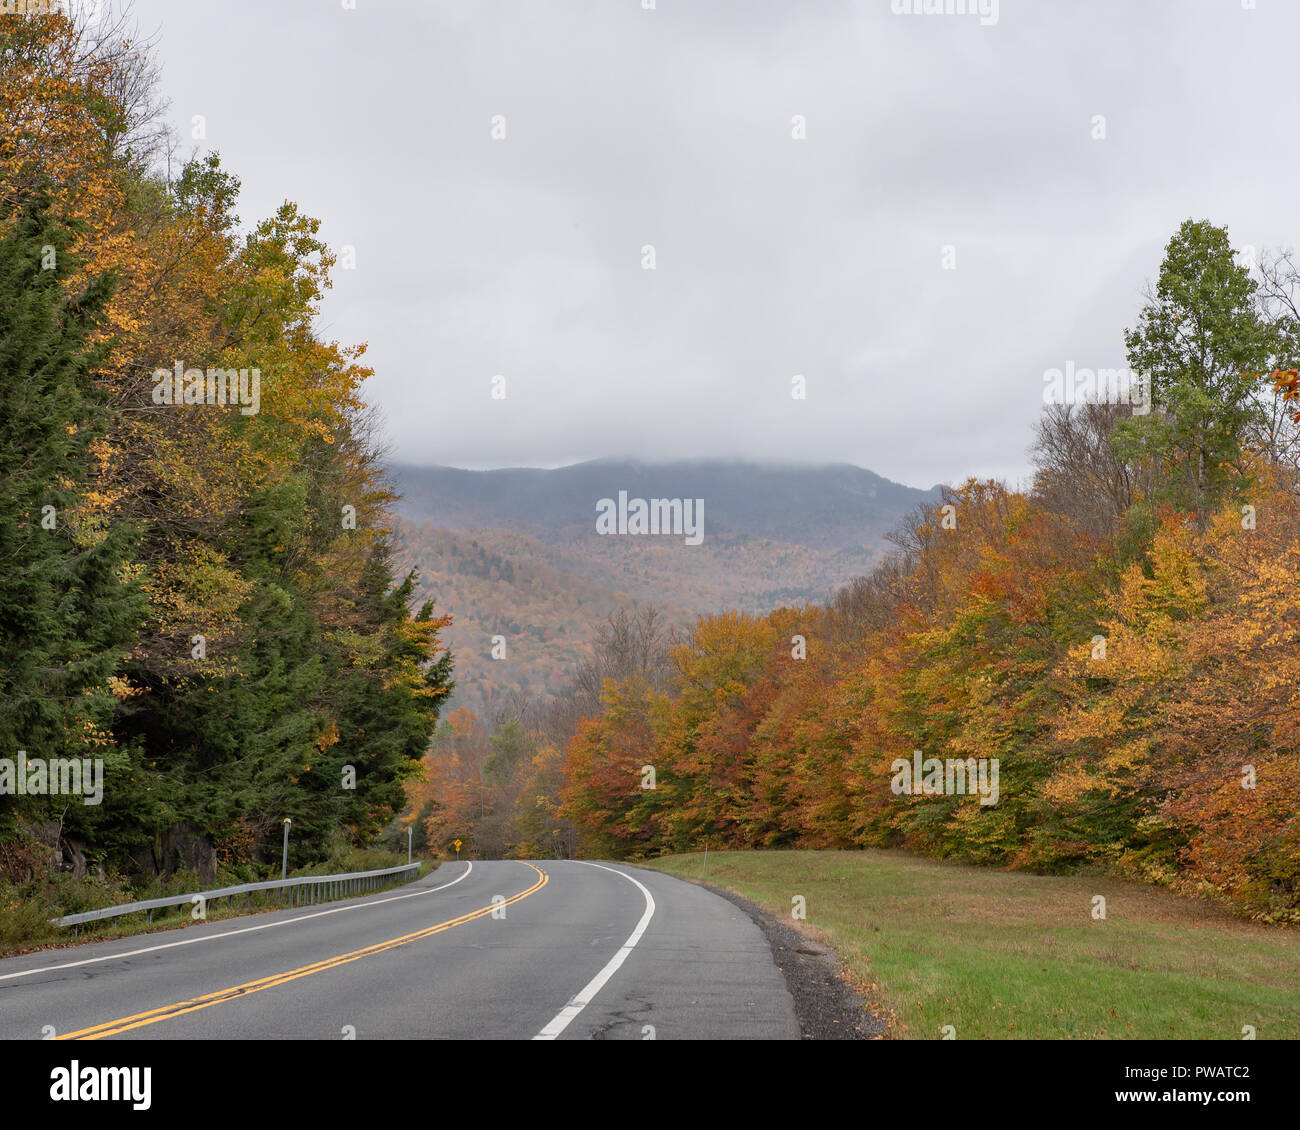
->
[391,459,937,716]
[392,522,659,713]
[0,11,452,910]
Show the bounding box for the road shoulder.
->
[688,879,887,1040]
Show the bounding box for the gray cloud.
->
[127,0,1300,488]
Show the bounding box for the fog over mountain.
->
[392,458,942,551]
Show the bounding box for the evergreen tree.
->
[1119,219,1272,524]
[0,198,142,838]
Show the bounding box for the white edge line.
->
[533,861,656,1040]
[0,861,474,983]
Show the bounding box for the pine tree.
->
[0,197,142,838]
[1119,219,1273,525]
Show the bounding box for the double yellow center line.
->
[59,863,548,1040]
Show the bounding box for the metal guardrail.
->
[52,862,423,929]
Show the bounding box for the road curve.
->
[0,860,800,1040]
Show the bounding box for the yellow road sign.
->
[453,839,462,851]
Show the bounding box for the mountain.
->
[392,458,939,551]
[389,459,941,716]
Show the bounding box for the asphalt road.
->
[0,860,801,1040]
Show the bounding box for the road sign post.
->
[281,818,292,881]
[280,818,292,900]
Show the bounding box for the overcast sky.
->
[122,0,1300,490]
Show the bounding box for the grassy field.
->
[643,849,1300,1040]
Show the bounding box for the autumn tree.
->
[0,13,454,886]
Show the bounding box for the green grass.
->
[642,849,1300,1040]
